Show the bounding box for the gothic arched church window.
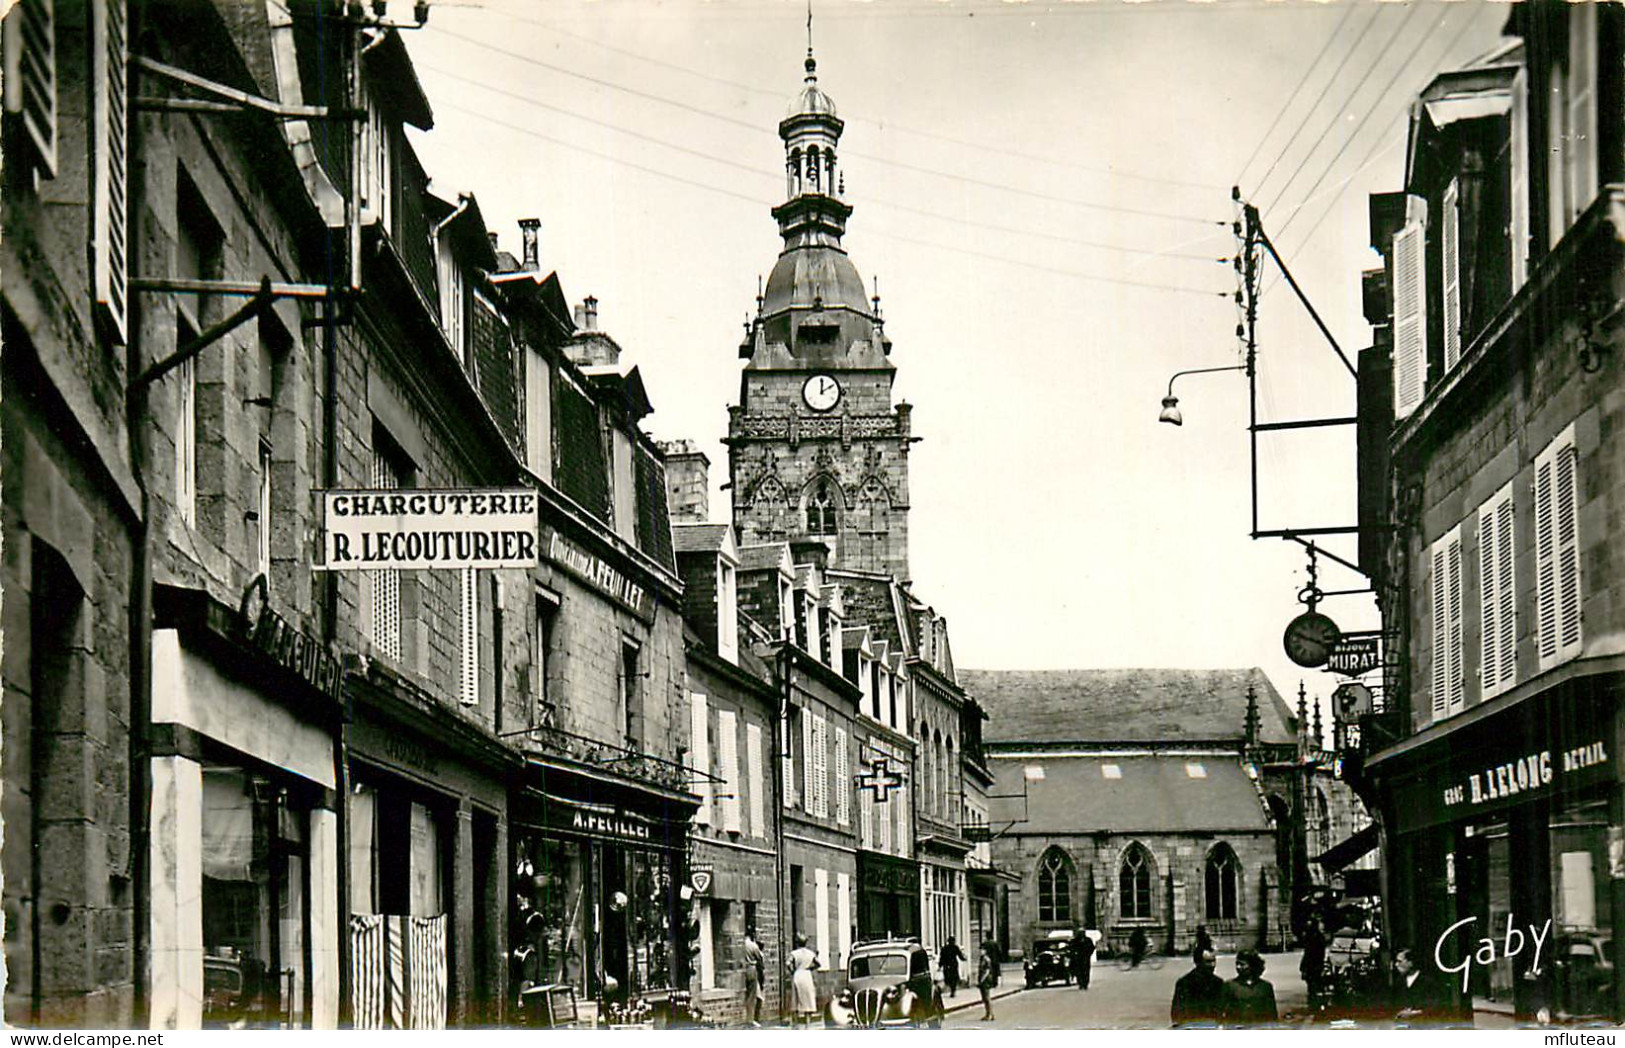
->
[1038,849,1071,923]
[1205,843,1240,921]
[1119,844,1153,919]
[806,479,839,536]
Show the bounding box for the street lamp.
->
[1157,365,1247,426]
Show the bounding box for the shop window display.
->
[201,765,311,1029]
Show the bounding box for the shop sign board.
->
[238,576,345,701]
[539,525,655,621]
[690,867,714,895]
[1327,632,1382,676]
[531,793,684,850]
[1393,730,1614,834]
[317,488,540,570]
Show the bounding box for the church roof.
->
[991,754,1272,835]
[961,667,1295,746]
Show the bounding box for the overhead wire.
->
[1273,4,1472,242]
[1233,1,1359,189]
[1258,2,1428,220]
[435,100,1233,299]
[425,23,1226,226]
[473,2,1224,193]
[1244,3,1390,202]
[418,62,1230,263]
[1274,6,1488,245]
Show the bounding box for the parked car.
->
[1024,930,1075,988]
[1553,930,1614,1021]
[825,938,946,1029]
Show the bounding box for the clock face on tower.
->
[802,373,842,412]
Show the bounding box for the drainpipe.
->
[773,642,790,1024]
[127,4,153,1024]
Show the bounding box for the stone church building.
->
[962,668,1304,959]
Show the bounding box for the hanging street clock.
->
[1283,610,1342,668]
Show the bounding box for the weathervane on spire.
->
[806,0,817,80]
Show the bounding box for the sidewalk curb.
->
[943,984,1024,1015]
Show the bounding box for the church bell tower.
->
[727,42,913,580]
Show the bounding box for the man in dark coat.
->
[1392,948,1455,1026]
[1221,949,1279,1026]
[1069,930,1095,990]
[938,936,967,998]
[1170,949,1226,1026]
[1192,925,1214,962]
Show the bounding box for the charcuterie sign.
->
[316,488,540,570]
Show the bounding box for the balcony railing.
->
[511,719,693,795]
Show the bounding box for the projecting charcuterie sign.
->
[316,488,540,570]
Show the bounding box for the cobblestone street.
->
[945,953,1311,1029]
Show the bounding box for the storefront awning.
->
[1313,823,1379,872]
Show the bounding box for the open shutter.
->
[1537,426,1582,671]
[1480,483,1517,700]
[801,713,814,815]
[813,716,829,819]
[1567,5,1599,226]
[1392,215,1426,418]
[458,569,478,705]
[1510,69,1531,286]
[690,693,711,825]
[91,0,127,344]
[1442,179,1461,371]
[836,872,852,971]
[814,868,831,969]
[717,709,740,834]
[746,722,764,838]
[1430,531,1452,722]
[3,0,57,177]
[834,727,849,826]
[1555,430,1583,658]
[1446,530,1465,715]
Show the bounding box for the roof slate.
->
[961,667,1294,745]
[672,523,730,554]
[992,754,1272,834]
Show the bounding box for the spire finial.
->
[805,0,817,81]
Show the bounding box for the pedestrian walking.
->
[1069,928,1094,990]
[1299,916,1328,1013]
[1192,924,1214,962]
[976,939,999,1021]
[1128,926,1149,969]
[1170,948,1226,1026]
[742,926,766,1027]
[1220,949,1278,1026]
[788,934,820,1028]
[938,936,967,998]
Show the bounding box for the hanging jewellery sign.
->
[316,488,540,570]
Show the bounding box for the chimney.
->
[658,440,710,523]
[487,231,500,256]
[791,538,831,572]
[518,218,540,271]
[583,295,598,331]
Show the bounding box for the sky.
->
[402,0,1513,724]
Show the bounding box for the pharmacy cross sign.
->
[856,758,904,804]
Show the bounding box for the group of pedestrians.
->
[938,936,1003,1021]
[1170,947,1279,1026]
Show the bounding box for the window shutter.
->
[1442,179,1461,371]
[1446,530,1465,715]
[1510,70,1531,287]
[1430,533,1450,722]
[697,902,715,990]
[782,717,795,809]
[1567,5,1599,226]
[746,722,764,838]
[859,783,873,850]
[1480,483,1518,700]
[813,715,829,819]
[3,0,57,177]
[801,712,814,815]
[1392,217,1426,418]
[834,728,849,826]
[1555,431,1583,657]
[690,693,711,825]
[836,872,851,971]
[459,568,478,705]
[91,0,127,344]
[1537,426,1583,671]
[814,868,831,969]
[718,709,740,834]
[1495,492,1517,687]
[368,448,402,661]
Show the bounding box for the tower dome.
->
[787,54,838,118]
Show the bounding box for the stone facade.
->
[1000,828,1282,958]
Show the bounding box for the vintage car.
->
[825,938,946,1029]
[1024,930,1075,988]
[1553,930,1614,1021]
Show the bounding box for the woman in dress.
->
[788,934,820,1027]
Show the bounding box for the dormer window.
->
[437,235,465,363]
[358,83,391,228]
[718,559,738,664]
